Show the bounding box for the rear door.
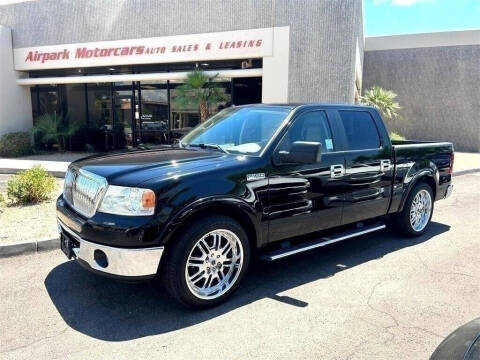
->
[336,109,394,225]
[267,108,346,242]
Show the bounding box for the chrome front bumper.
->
[58,220,164,278]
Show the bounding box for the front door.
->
[113,95,135,148]
[267,109,345,243]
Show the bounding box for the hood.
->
[72,148,231,186]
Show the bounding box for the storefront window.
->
[86,83,113,150]
[37,85,59,117]
[113,82,134,149]
[87,83,112,129]
[30,87,39,121]
[64,84,87,125]
[169,80,231,135]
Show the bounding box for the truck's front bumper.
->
[58,220,164,279]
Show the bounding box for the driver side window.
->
[277,111,334,153]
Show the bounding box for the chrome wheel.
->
[410,189,432,232]
[185,229,244,300]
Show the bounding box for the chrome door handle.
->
[330,164,345,178]
[380,159,392,172]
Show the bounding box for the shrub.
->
[361,86,401,120]
[389,131,406,141]
[0,132,32,157]
[34,112,80,151]
[7,166,57,204]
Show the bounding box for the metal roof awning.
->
[16,68,263,86]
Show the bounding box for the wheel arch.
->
[158,197,262,251]
[398,170,438,213]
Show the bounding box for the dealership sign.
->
[13,28,274,71]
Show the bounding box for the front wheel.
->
[395,183,434,237]
[161,216,250,308]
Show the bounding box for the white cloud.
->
[373,0,433,6]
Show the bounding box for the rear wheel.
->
[161,216,250,308]
[395,183,434,237]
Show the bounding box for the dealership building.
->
[0,0,478,151]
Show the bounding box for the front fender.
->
[156,196,263,247]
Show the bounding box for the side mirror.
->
[274,141,322,165]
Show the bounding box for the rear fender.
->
[398,163,439,213]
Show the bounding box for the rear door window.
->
[338,110,381,150]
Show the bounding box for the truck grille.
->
[63,168,108,218]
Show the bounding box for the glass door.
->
[137,81,170,146]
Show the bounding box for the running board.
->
[260,222,386,262]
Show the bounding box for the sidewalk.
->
[0,152,91,177]
[0,151,478,178]
[452,152,480,175]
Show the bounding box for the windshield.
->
[180,106,291,155]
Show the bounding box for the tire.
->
[394,182,434,237]
[161,215,250,309]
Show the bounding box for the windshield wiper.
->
[187,143,229,154]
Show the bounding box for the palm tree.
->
[34,112,80,151]
[361,86,401,120]
[173,70,228,122]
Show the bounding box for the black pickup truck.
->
[57,104,454,308]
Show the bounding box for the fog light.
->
[93,249,108,268]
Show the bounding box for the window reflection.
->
[169,80,231,135]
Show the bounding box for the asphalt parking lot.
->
[1,173,479,360]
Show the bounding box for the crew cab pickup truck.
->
[57,104,454,308]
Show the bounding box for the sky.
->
[364,0,480,36]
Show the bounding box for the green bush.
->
[7,166,57,205]
[389,131,406,141]
[0,132,32,157]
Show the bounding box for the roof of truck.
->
[236,103,376,110]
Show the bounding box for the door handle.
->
[330,164,345,178]
[380,160,392,172]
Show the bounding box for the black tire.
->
[394,182,434,237]
[161,215,250,309]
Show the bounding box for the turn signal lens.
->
[142,190,156,209]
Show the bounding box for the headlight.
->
[98,185,155,216]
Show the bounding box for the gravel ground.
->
[0,175,63,243]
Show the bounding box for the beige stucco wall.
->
[0,25,32,138]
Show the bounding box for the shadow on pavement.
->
[44,222,449,341]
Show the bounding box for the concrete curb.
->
[0,237,59,258]
[452,168,480,177]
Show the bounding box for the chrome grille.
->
[63,168,108,218]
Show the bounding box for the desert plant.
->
[0,132,32,157]
[34,112,80,151]
[361,86,401,120]
[7,165,57,205]
[389,131,406,141]
[173,70,228,122]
